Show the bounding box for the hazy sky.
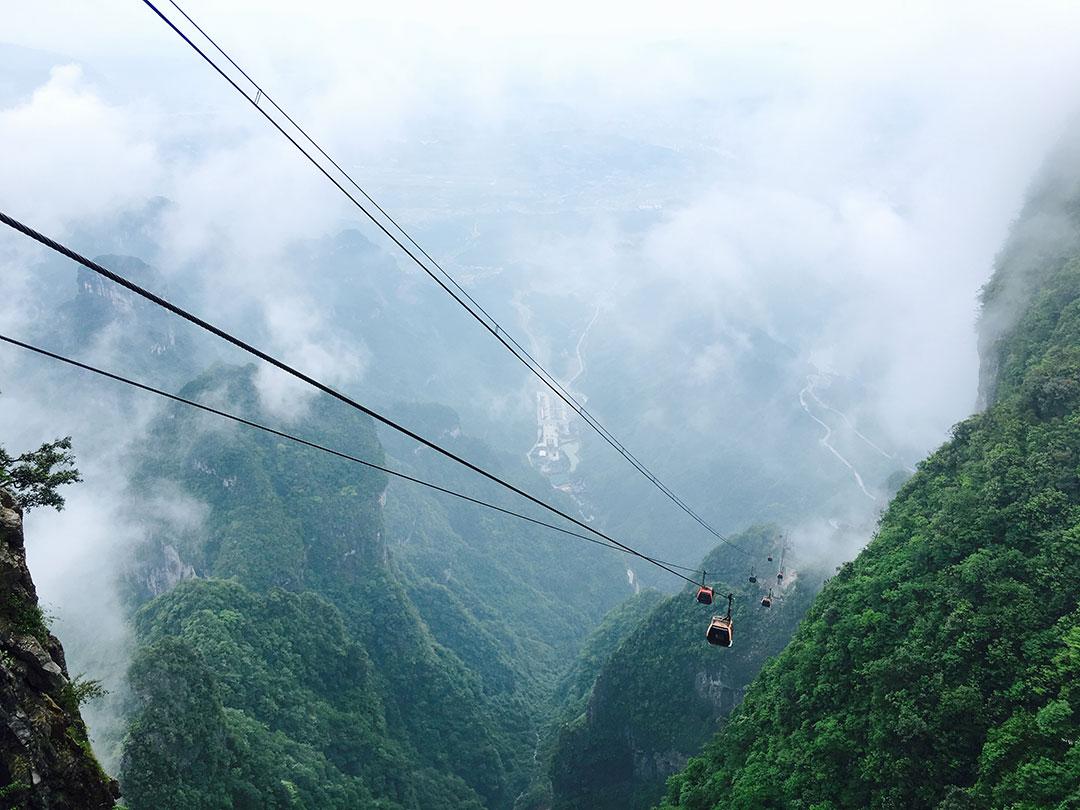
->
[6,0,1080,470]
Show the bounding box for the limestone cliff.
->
[0,489,119,809]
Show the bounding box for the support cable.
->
[0,210,696,584]
[140,0,751,558]
[0,333,707,572]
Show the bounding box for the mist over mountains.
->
[2,3,1079,808]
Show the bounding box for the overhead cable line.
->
[0,210,696,585]
[0,333,703,573]
[140,0,751,559]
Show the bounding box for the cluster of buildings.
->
[527,390,575,474]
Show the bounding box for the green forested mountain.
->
[512,588,668,809]
[377,402,630,712]
[658,149,1080,810]
[547,526,825,810]
[118,366,511,808]
[109,360,648,809]
[554,588,668,722]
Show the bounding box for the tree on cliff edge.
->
[0,436,82,512]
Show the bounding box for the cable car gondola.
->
[695,571,714,605]
[706,593,734,647]
[748,566,757,584]
[761,590,773,608]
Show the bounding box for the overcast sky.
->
[6,0,1080,458]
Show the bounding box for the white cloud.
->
[3,0,1077,470]
[253,295,369,421]
[0,64,161,232]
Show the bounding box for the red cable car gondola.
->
[696,571,714,605]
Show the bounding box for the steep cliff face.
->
[49,255,198,387]
[0,490,119,809]
[977,137,1080,409]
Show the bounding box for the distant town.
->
[527,390,580,484]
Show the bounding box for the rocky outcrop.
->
[49,254,198,388]
[141,542,197,598]
[0,489,119,808]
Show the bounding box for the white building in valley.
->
[528,390,573,471]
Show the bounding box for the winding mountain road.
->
[567,301,603,388]
[798,375,877,501]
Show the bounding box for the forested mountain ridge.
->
[10,237,641,808]
[658,149,1080,809]
[116,365,522,808]
[101,359,635,809]
[377,401,629,708]
[547,526,827,810]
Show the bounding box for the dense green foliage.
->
[659,180,1080,810]
[118,367,512,807]
[0,436,81,512]
[377,402,641,793]
[117,365,642,809]
[507,589,668,809]
[548,526,826,810]
[555,588,667,719]
[121,581,453,809]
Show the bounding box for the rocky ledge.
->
[0,489,119,808]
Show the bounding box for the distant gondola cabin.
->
[696,586,714,605]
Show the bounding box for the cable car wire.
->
[0,210,697,585]
[138,0,751,559]
[0,333,706,573]
[151,0,735,555]
[0,322,710,579]
[146,0,746,558]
